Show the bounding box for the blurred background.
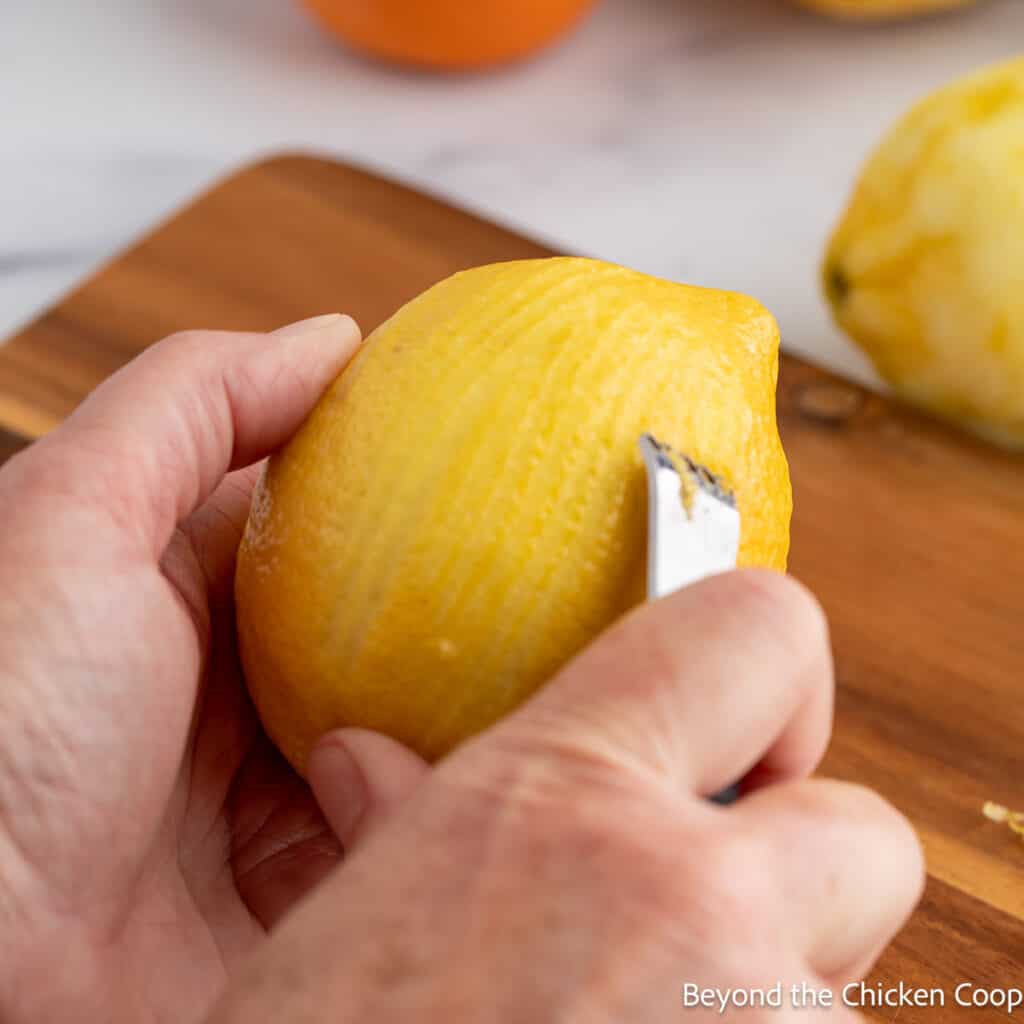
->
[2,0,1022,385]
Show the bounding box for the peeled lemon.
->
[236,258,791,767]
[825,58,1024,449]
[795,0,977,19]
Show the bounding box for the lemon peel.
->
[983,802,1024,844]
[824,57,1024,449]
[236,258,791,768]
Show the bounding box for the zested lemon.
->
[794,0,977,19]
[236,258,791,768]
[825,58,1024,449]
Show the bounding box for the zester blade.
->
[638,434,740,600]
[639,433,743,805]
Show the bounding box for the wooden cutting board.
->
[1,155,1021,1018]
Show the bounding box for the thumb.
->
[307,729,429,851]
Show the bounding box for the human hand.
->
[0,318,923,1023]
[212,570,925,1022]
[0,317,425,1022]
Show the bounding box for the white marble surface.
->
[2,0,1023,385]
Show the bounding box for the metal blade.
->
[639,434,740,601]
[639,433,743,805]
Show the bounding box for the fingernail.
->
[308,736,369,845]
[273,313,358,341]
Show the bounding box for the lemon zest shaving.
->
[983,802,1024,843]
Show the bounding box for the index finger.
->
[489,570,834,799]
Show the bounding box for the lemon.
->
[825,57,1024,449]
[794,0,977,18]
[236,258,791,768]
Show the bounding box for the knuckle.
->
[817,778,902,829]
[851,786,925,885]
[444,747,779,943]
[801,780,926,894]
[144,330,202,370]
[544,804,702,916]
[686,826,779,932]
[144,330,236,379]
[157,328,217,355]
[716,570,832,692]
[447,739,689,881]
[471,711,649,799]
[450,729,650,831]
[728,570,829,653]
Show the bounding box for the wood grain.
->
[0,426,27,465]
[0,154,1020,1016]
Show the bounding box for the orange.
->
[300,0,598,71]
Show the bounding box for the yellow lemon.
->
[825,57,1024,449]
[794,0,977,19]
[236,258,791,768]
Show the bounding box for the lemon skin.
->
[825,58,1024,449]
[236,258,791,768]
[795,0,977,19]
